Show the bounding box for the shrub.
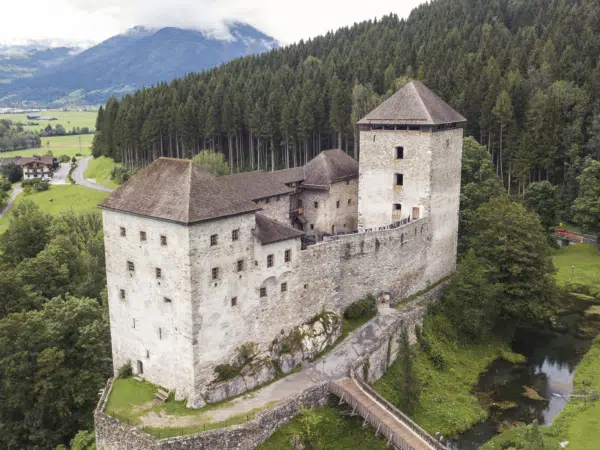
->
[214,363,238,381]
[344,295,377,320]
[235,342,259,365]
[22,179,50,193]
[117,362,132,379]
[58,154,71,163]
[111,165,137,184]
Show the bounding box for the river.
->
[448,308,594,449]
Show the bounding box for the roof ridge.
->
[410,82,434,124]
[184,160,193,223]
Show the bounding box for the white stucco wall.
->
[103,209,196,400]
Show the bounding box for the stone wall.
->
[96,380,331,450]
[301,178,358,234]
[254,194,292,224]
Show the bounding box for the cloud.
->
[1,0,424,45]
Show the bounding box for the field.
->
[0,184,109,234]
[0,110,98,130]
[553,244,600,287]
[84,156,119,189]
[0,134,93,160]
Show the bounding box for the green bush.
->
[344,295,377,320]
[110,165,137,184]
[117,362,132,379]
[22,179,50,193]
[214,363,238,381]
[58,154,71,163]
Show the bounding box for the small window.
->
[156,268,162,279]
[395,173,404,186]
[159,327,162,340]
[260,287,267,298]
[231,297,237,306]
[281,282,288,293]
[314,201,319,208]
[266,197,270,204]
[140,231,147,241]
[275,196,280,202]
[304,284,308,289]
[210,234,218,246]
[237,259,244,272]
[336,200,340,208]
[346,180,350,185]
[310,224,314,230]
[127,261,135,272]
[120,227,126,237]
[211,267,219,280]
[394,204,402,211]
[232,229,239,241]
[298,199,303,208]
[395,146,404,159]
[120,289,126,300]
[284,249,291,263]
[132,318,136,329]
[164,297,172,303]
[348,199,352,206]
[332,225,335,234]
[267,254,274,268]
[161,235,167,246]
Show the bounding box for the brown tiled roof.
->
[268,167,305,185]
[221,170,294,201]
[302,149,358,187]
[254,213,304,245]
[100,158,259,224]
[0,157,20,167]
[18,156,54,166]
[357,81,466,126]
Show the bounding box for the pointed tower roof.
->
[100,158,259,224]
[357,81,466,126]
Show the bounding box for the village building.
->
[0,155,56,179]
[100,81,466,406]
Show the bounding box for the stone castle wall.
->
[301,178,358,234]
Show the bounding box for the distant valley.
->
[0,23,278,106]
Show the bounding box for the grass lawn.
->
[258,401,389,449]
[482,335,600,450]
[83,156,119,189]
[0,184,108,234]
[105,377,275,438]
[0,110,98,131]
[373,314,513,438]
[0,134,93,160]
[553,244,600,287]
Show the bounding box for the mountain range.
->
[0,23,278,106]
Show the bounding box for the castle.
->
[100,81,466,407]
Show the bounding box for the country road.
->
[0,183,22,219]
[72,156,114,193]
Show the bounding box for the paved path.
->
[335,378,434,450]
[0,183,22,219]
[72,156,114,192]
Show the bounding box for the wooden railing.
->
[349,368,447,450]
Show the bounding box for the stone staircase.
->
[154,387,170,403]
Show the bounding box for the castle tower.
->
[357,81,466,281]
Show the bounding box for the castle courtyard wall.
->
[300,178,358,233]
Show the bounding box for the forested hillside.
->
[93,0,600,216]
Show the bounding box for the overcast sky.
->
[0,0,424,46]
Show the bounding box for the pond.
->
[448,310,593,450]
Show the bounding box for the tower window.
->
[265,197,270,204]
[231,297,237,306]
[267,254,274,268]
[260,287,267,298]
[161,235,167,246]
[393,204,402,211]
[395,146,404,159]
[164,297,172,303]
[281,282,288,293]
[140,231,147,241]
[120,227,126,237]
[132,318,136,329]
[211,267,219,280]
[395,174,404,186]
[232,229,239,241]
[284,249,291,263]
[210,234,218,246]
[348,199,352,206]
[237,259,244,272]
[156,268,162,279]
[336,200,340,208]
[314,201,319,208]
[310,224,314,230]
[159,327,162,340]
[119,289,126,300]
[127,261,135,272]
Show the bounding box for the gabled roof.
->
[100,158,259,224]
[254,213,304,245]
[221,170,294,201]
[0,157,20,167]
[268,167,305,186]
[357,81,466,126]
[302,149,358,188]
[18,156,54,166]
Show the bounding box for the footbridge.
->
[330,374,447,450]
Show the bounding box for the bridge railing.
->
[349,368,448,450]
[330,380,417,450]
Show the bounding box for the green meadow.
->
[0,134,93,160]
[0,110,98,130]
